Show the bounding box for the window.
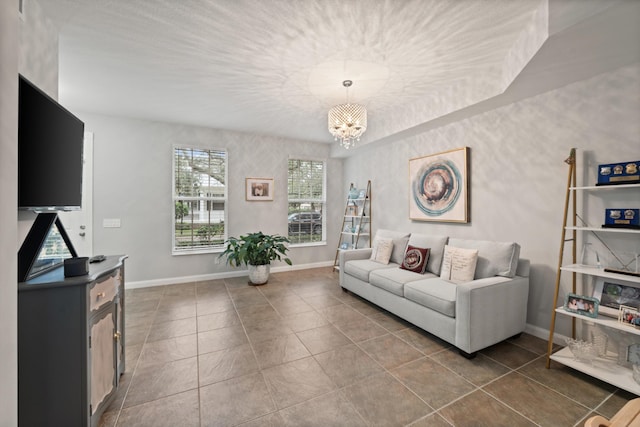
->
[173,146,227,253]
[288,159,325,245]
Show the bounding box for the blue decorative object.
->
[597,160,639,186]
[604,208,639,229]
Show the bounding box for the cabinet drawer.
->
[90,272,120,311]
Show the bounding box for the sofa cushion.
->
[343,259,398,282]
[407,234,449,275]
[400,245,430,273]
[448,238,520,278]
[440,246,479,284]
[404,278,457,318]
[375,229,410,265]
[369,268,438,296]
[370,237,393,264]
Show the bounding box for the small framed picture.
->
[346,205,358,216]
[593,277,640,318]
[564,293,599,318]
[619,305,640,328]
[246,178,274,201]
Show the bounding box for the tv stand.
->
[18,255,127,427]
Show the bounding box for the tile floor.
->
[100,268,635,427]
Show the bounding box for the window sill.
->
[172,248,223,256]
[289,241,327,249]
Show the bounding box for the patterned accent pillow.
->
[370,237,394,264]
[440,245,479,283]
[400,245,430,273]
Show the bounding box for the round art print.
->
[403,248,424,270]
[412,159,462,216]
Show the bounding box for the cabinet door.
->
[89,307,116,416]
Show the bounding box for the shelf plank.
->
[570,184,640,191]
[565,226,640,234]
[561,264,640,284]
[550,347,640,395]
[555,307,640,335]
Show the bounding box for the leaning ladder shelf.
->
[545,148,640,395]
[333,181,372,271]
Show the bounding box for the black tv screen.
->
[18,75,84,211]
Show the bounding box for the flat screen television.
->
[18,75,85,211]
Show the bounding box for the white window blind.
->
[287,159,326,244]
[173,146,227,253]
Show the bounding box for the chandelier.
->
[328,80,367,149]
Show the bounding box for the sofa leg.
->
[459,349,477,359]
[341,287,348,293]
[510,332,522,340]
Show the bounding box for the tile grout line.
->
[111,271,630,426]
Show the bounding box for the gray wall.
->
[343,63,640,338]
[1,0,18,424]
[78,113,344,284]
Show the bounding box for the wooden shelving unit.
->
[333,181,371,271]
[546,148,640,395]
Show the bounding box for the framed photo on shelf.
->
[409,146,469,223]
[618,305,640,328]
[563,293,599,318]
[246,178,274,201]
[346,205,358,216]
[593,276,640,318]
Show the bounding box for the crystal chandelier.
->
[328,80,367,149]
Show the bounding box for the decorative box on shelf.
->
[597,160,639,186]
[603,208,640,229]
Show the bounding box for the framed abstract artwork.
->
[409,147,470,222]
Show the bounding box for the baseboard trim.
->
[126,260,334,289]
[524,323,568,346]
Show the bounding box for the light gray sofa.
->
[339,230,530,357]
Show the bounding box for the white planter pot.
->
[248,264,270,285]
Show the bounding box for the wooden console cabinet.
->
[18,255,127,427]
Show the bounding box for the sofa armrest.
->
[455,275,529,353]
[339,248,372,264]
[338,248,372,287]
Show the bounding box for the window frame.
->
[287,157,327,247]
[172,145,228,255]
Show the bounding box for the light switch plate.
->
[103,218,121,228]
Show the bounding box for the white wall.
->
[78,113,344,283]
[2,0,59,424]
[343,63,640,337]
[0,1,19,424]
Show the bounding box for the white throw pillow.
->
[440,245,479,283]
[370,237,394,264]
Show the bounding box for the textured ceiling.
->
[41,0,545,145]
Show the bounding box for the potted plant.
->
[219,231,292,285]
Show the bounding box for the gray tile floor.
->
[100,268,635,427]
